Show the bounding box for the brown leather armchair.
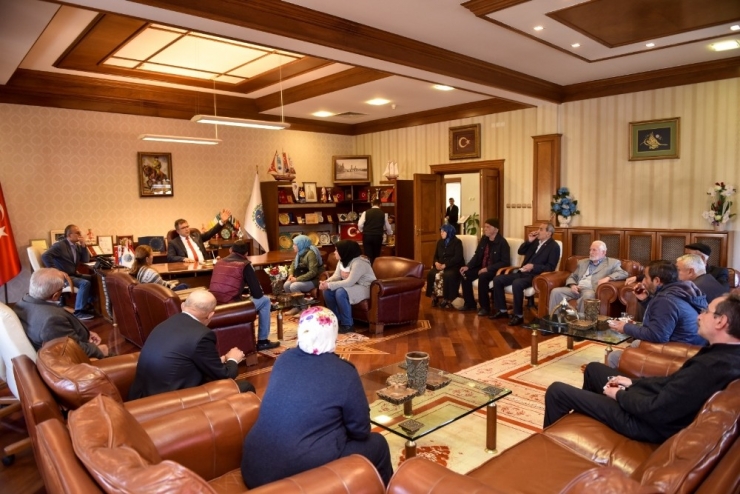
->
[533,257,643,318]
[104,272,144,347]
[351,256,425,334]
[35,392,384,494]
[131,282,259,365]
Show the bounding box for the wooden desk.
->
[248,251,296,266]
[151,262,214,288]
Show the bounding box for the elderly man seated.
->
[676,253,725,303]
[548,240,628,314]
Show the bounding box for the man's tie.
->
[185,236,199,260]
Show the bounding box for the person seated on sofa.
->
[240,306,392,488]
[547,241,628,314]
[607,260,707,367]
[684,242,729,288]
[129,245,188,291]
[282,234,325,314]
[676,253,725,303]
[208,240,279,351]
[166,209,231,262]
[14,268,108,359]
[128,290,254,399]
[543,293,740,444]
[425,223,464,308]
[319,240,376,334]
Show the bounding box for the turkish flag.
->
[0,183,21,285]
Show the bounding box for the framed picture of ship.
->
[333,155,372,183]
[629,118,680,161]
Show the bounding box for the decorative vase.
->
[557,215,572,228]
[583,298,600,322]
[271,279,285,295]
[713,223,726,231]
[405,351,430,396]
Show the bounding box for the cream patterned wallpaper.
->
[2,77,738,301]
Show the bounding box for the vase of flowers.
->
[551,187,580,227]
[702,182,735,231]
[266,264,289,294]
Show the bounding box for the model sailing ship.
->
[268,151,297,181]
[383,161,399,180]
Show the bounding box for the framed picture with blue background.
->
[629,117,680,161]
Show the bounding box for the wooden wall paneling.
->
[595,230,625,260]
[567,229,594,257]
[625,232,656,266]
[690,232,730,267]
[395,180,415,259]
[531,134,561,224]
[657,232,692,262]
[480,167,504,234]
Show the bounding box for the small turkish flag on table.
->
[0,182,21,286]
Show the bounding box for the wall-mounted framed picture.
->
[30,239,48,251]
[97,236,113,255]
[138,152,173,196]
[629,117,680,161]
[449,124,481,160]
[333,155,372,183]
[303,182,318,202]
[115,235,134,247]
[50,230,65,245]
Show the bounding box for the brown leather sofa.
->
[533,256,643,318]
[36,393,385,494]
[351,256,425,334]
[386,349,740,494]
[131,281,258,364]
[105,271,144,347]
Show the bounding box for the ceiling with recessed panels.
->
[0,0,738,135]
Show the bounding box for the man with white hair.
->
[684,243,730,288]
[548,241,629,314]
[128,290,253,399]
[676,254,726,303]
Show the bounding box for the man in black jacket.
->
[358,199,393,266]
[543,293,740,443]
[457,218,510,315]
[445,198,459,233]
[490,223,560,325]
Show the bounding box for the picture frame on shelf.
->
[50,230,65,244]
[333,155,372,183]
[449,124,481,160]
[137,235,166,253]
[138,152,173,197]
[305,213,319,224]
[303,182,318,202]
[629,117,680,161]
[30,239,48,251]
[92,245,105,256]
[115,235,134,247]
[97,236,113,255]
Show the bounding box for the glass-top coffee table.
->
[359,362,511,458]
[524,317,632,366]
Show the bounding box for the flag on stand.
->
[0,182,21,286]
[245,174,269,252]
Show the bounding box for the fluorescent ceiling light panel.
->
[138,62,215,79]
[229,53,286,78]
[433,84,454,91]
[312,111,334,117]
[712,40,740,51]
[191,115,290,130]
[151,36,263,73]
[366,98,390,105]
[104,57,139,68]
[214,74,245,84]
[115,28,181,59]
[138,134,221,145]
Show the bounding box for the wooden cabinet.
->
[525,225,732,267]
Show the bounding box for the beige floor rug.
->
[379,338,608,475]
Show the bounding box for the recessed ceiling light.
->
[571,43,580,48]
[645,43,655,48]
[730,25,740,31]
[712,40,740,51]
[533,26,544,31]
[366,98,390,106]
[312,111,334,118]
[433,84,454,91]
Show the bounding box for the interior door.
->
[480,168,503,233]
[413,173,442,268]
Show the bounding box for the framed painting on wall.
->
[449,124,480,160]
[629,118,680,161]
[333,156,372,183]
[138,152,173,196]
[50,230,65,245]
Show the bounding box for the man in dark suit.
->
[445,198,459,233]
[677,253,726,303]
[14,268,107,358]
[128,290,254,400]
[490,223,561,326]
[167,208,232,262]
[41,224,93,320]
[684,242,730,288]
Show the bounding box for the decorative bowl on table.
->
[568,319,596,333]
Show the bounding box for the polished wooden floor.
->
[0,296,543,493]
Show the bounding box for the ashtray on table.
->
[386,373,408,387]
[376,384,416,405]
[425,373,451,391]
[397,419,424,434]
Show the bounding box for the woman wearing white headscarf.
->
[240,306,392,488]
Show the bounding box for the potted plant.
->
[702,182,735,231]
[464,212,480,236]
[551,187,580,227]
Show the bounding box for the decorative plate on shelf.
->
[347,211,359,222]
[307,232,320,246]
[278,213,290,225]
[330,234,341,244]
[278,234,293,250]
[318,232,331,245]
[337,213,348,222]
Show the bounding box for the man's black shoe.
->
[457,304,477,312]
[257,340,280,351]
[488,311,509,320]
[508,315,524,326]
[339,325,355,334]
[477,309,490,317]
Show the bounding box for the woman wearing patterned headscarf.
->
[425,223,464,308]
[319,240,376,333]
[283,234,325,297]
[241,306,392,488]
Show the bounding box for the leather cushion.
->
[37,337,122,409]
[69,395,213,494]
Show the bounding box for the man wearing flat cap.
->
[684,243,730,288]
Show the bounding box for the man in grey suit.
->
[14,268,108,358]
[548,241,628,314]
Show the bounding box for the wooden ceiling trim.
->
[235,57,334,94]
[461,0,532,16]
[254,67,390,111]
[129,0,563,102]
[352,98,531,135]
[562,56,740,102]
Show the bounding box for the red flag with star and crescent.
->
[0,183,21,285]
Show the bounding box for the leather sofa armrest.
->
[142,392,261,481]
[633,341,702,358]
[250,455,385,494]
[496,266,517,275]
[596,280,625,303]
[535,271,571,292]
[617,347,690,378]
[92,352,139,400]
[372,277,426,297]
[387,457,504,494]
[560,466,660,494]
[125,379,240,423]
[210,299,257,326]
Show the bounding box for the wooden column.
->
[532,134,562,224]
